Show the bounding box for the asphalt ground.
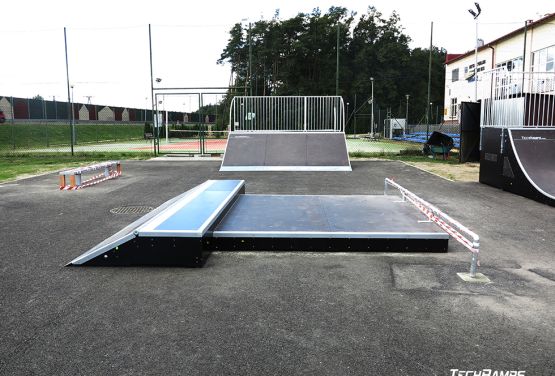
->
[1,160,554,375]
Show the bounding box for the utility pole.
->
[370,77,375,137]
[426,22,433,139]
[468,2,482,101]
[336,22,340,95]
[248,22,252,96]
[405,94,410,138]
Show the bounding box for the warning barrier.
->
[59,161,121,190]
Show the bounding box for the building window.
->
[452,68,459,82]
[532,45,555,72]
[496,57,523,72]
[450,98,458,118]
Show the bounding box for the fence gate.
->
[151,88,231,155]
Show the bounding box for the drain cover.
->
[110,205,154,215]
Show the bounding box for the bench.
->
[59,161,121,190]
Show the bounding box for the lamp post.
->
[405,94,410,138]
[70,84,75,145]
[241,19,252,96]
[346,102,350,137]
[468,2,482,102]
[370,77,374,137]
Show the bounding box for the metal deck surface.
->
[212,195,448,239]
[220,132,351,171]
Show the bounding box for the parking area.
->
[0,159,553,375]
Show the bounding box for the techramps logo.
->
[450,370,525,376]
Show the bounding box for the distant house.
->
[444,13,555,123]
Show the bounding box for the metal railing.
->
[384,178,481,277]
[229,96,345,132]
[480,68,555,128]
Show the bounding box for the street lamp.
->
[346,102,350,137]
[70,85,75,144]
[241,18,252,96]
[468,2,482,101]
[405,94,410,138]
[370,77,374,137]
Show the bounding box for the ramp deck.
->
[220,132,351,172]
[68,179,449,267]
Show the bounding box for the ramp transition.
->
[480,127,555,207]
[220,132,351,172]
[68,179,452,267]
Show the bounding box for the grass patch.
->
[0,122,144,150]
[0,152,152,182]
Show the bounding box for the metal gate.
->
[151,88,231,155]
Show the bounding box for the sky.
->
[0,0,552,111]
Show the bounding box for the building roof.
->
[445,12,555,65]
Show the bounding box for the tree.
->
[218,6,446,123]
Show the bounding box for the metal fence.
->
[229,96,345,132]
[479,68,555,128]
[0,23,453,158]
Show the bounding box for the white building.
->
[444,13,555,124]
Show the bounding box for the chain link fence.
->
[0,25,457,157]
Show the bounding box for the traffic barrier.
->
[59,161,121,190]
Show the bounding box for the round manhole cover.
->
[110,205,154,215]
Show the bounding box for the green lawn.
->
[0,122,144,150]
[0,152,151,182]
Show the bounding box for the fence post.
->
[11,96,15,150]
[304,96,307,131]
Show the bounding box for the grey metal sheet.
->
[220,131,351,171]
[221,133,266,166]
[306,133,350,167]
[264,133,307,166]
[213,195,448,238]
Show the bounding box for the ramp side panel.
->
[508,128,555,205]
[264,133,308,166]
[221,133,266,167]
[306,133,350,167]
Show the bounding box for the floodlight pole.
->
[370,77,374,137]
[64,27,74,155]
[405,94,410,138]
[426,22,433,139]
[148,24,157,155]
[474,20,479,101]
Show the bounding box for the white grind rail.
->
[384,178,481,277]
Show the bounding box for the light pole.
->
[70,84,75,145]
[241,19,252,96]
[346,102,350,137]
[405,94,410,138]
[370,77,374,137]
[468,2,482,101]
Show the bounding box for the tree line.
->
[217,6,446,125]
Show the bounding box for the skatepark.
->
[1,151,555,375]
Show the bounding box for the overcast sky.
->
[1,0,552,111]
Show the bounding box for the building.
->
[444,13,555,124]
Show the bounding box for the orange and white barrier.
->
[59,161,121,190]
